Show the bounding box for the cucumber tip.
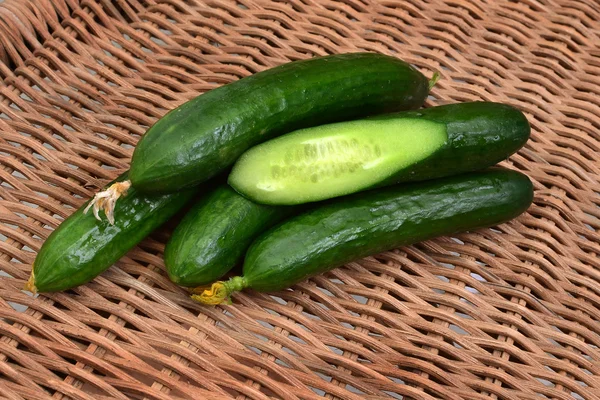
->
[24,271,37,294]
[83,180,131,225]
[191,281,230,305]
[428,72,440,90]
[191,277,247,306]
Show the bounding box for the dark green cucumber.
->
[165,185,296,287]
[193,169,533,304]
[129,53,432,193]
[228,102,530,205]
[26,173,196,293]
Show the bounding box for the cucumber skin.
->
[164,185,296,287]
[377,102,530,186]
[242,169,533,292]
[33,173,197,292]
[129,53,430,193]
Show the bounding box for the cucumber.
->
[228,102,530,205]
[130,53,431,194]
[25,173,197,293]
[164,185,296,287]
[193,168,533,304]
[87,53,434,224]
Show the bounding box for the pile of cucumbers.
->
[26,53,533,306]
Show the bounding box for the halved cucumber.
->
[228,102,530,205]
[229,119,447,205]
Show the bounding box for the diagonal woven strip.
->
[0,0,599,399]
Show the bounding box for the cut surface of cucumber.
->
[229,118,447,205]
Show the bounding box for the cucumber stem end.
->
[83,180,131,225]
[24,271,37,294]
[191,276,246,305]
[428,72,440,90]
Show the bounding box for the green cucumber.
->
[193,168,533,304]
[228,102,530,205]
[129,53,432,194]
[165,185,296,287]
[26,173,197,293]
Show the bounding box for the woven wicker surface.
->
[0,0,599,399]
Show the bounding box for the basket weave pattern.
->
[0,0,599,399]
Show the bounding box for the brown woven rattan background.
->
[0,0,599,399]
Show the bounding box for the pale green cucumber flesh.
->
[228,118,447,205]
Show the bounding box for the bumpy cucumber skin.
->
[164,185,295,287]
[242,169,533,292]
[33,173,197,292]
[376,102,530,186]
[129,53,430,193]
